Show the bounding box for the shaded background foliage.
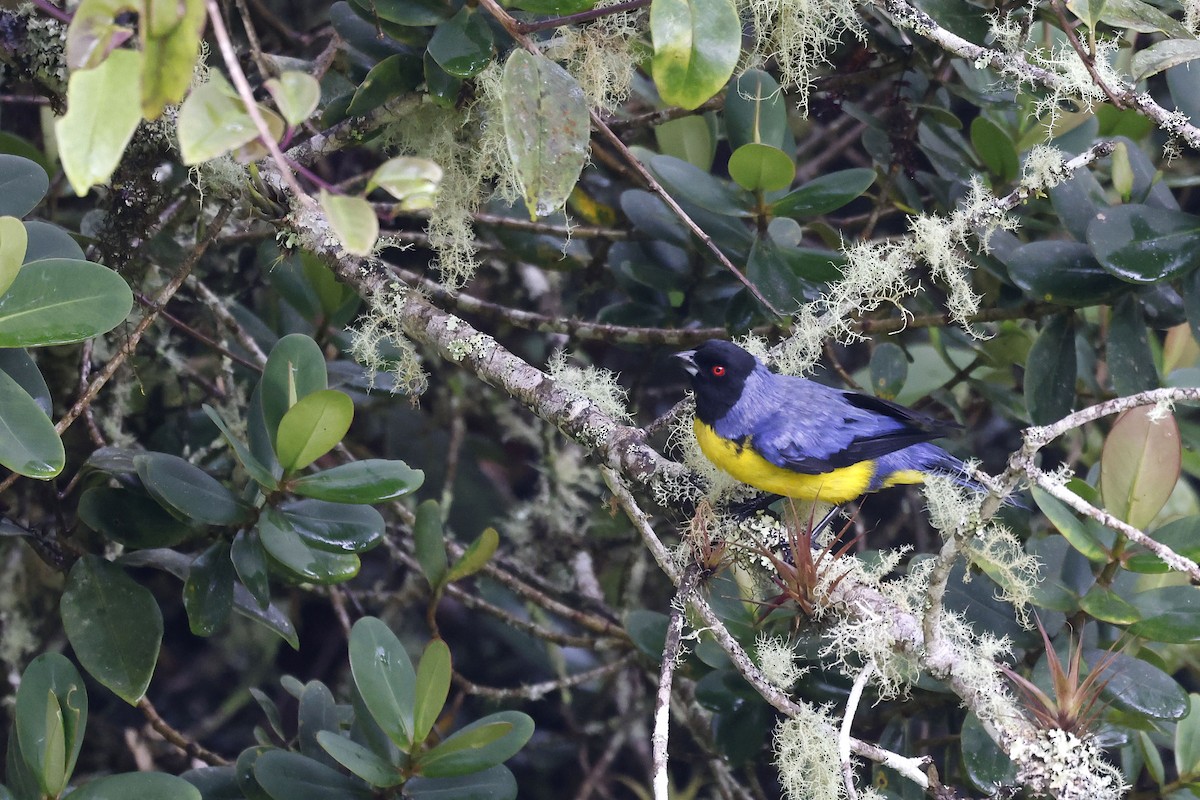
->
[6,0,1200,797]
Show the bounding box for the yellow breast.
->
[693,419,877,503]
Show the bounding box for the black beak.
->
[674,349,698,376]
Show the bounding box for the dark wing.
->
[751,389,957,474]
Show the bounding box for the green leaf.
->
[290,459,425,504]
[1128,586,1200,642]
[625,609,670,658]
[772,169,876,218]
[56,49,143,196]
[260,333,328,452]
[1124,516,1200,573]
[1068,0,1191,36]
[1025,313,1077,425]
[0,258,133,347]
[320,190,379,257]
[78,487,194,548]
[869,343,908,400]
[232,529,272,608]
[0,366,63,478]
[315,732,404,787]
[349,617,416,751]
[203,404,279,489]
[1108,294,1159,396]
[415,711,533,778]
[276,499,385,553]
[1176,695,1200,777]
[184,541,235,636]
[1002,241,1126,306]
[427,8,494,78]
[367,157,442,211]
[297,681,339,767]
[423,52,463,109]
[413,639,452,745]
[23,220,85,263]
[257,507,361,584]
[1088,205,1200,284]
[960,712,1015,792]
[61,555,163,704]
[508,0,593,14]
[1101,405,1180,528]
[134,452,249,526]
[654,116,715,171]
[253,751,373,800]
[445,527,499,583]
[275,389,354,472]
[727,143,795,192]
[231,583,299,649]
[650,0,740,110]
[265,71,321,127]
[725,69,786,151]
[140,0,205,117]
[1033,487,1108,562]
[500,50,590,219]
[180,766,241,799]
[1079,585,1141,624]
[648,155,751,216]
[406,766,517,800]
[0,215,28,296]
[68,772,201,800]
[414,499,449,588]
[0,155,49,217]
[970,117,1018,183]
[346,53,423,117]
[746,233,805,312]
[1096,651,1188,720]
[1128,38,1200,80]
[15,653,87,797]
[344,0,447,27]
[178,74,259,165]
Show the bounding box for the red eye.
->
[711,365,726,377]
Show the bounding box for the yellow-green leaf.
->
[650,0,740,110]
[64,0,135,70]
[177,74,259,165]
[367,157,443,211]
[1101,406,1181,529]
[320,190,379,257]
[0,215,28,297]
[266,71,321,127]
[141,0,205,117]
[56,49,143,197]
[275,389,354,472]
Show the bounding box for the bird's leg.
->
[811,505,841,538]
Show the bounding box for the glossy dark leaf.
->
[0,258,133,347]
[289,459,424,503]
[869,343,908,400]
[1024,314,1077,425]
[204,404,278,489]
[746,233,806,312]
[346,53,423,117]
[414,499,448,588]
[1124,515,1200,573]
[61,555,162,704]
[67,773,201,800]
[261,334,328,452]
[184,541,235,636]
[0,366,62,478]
[1093,650,1189,720]
[0,155,48,217]
[348,617,415,751]
[277,499,385,553]
[725,69,786,151]
[257,507,361,584]
[406,765,517,800]
[78,487,194,548]
[253,751,372,800]
[1128,587,1200,642]
[771,169,875,218]
[648,155,751,217]
[135,453,249,526]
[1088,205,1200,284]
[298,681,340,767]
[1107,295,1159,396]
[316,731,404,787]
[428,8,493,79]
[232,529,272,608]
[1003,241,1126,306]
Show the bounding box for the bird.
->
[675,339,978,504]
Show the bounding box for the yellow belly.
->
[694,419,880,503]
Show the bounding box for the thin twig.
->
[454,653,635,700]
[204,0,314,208]
[839,661,875,800]
[134,291,263,371]
[653,566,697,800]
[1049,0,1127,110]
[233,0,273,80]
[138,696,229,766]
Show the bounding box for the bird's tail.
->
[913,445,1024,508]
